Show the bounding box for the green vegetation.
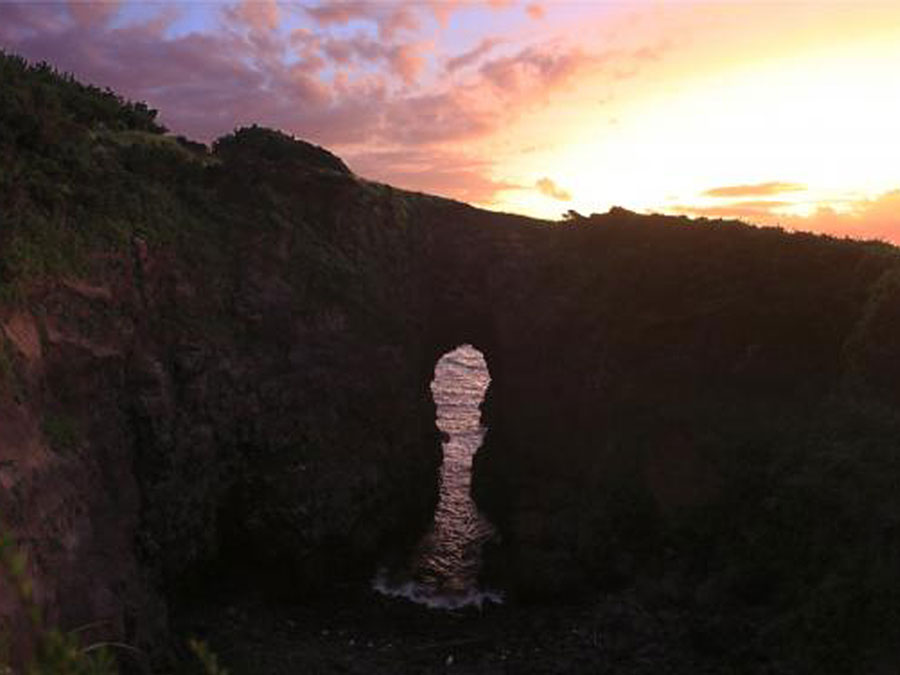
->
[212,125,348,174]
[0,51,210,301]
[187,640,229,675]
[0,51,372,318]
[1,523,232,674]
[41,413,81,453]
[0,53,164,143]
[0,525,116,674]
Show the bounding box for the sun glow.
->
[487,8,900,225]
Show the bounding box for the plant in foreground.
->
[0,524,115,674]
[1,523,230,674]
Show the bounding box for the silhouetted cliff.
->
[2,54,899,671]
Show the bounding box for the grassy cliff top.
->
[1,49,897,305]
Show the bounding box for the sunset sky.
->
[1,0,898,241]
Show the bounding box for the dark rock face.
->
[2,126,900,668]
[469,216,900,588]
[1,164,448,660]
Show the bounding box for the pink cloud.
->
[227,0,281,33]
[0,2,653,161]
[0,10,333,139]
[0,3,69,40]
[313,33,428,85]
[0,4,428,144]
[673,190,900,245]
[304,1,368,25]
[381,91,497,144]
[67,0,120,28]
[0,1,648,156]
[318,36,353,64]
[0,0,671,212]
[304,1,419,40]
[525,3,545,20]
[423,0,514,27]
[378,5,420,40]
[479,44,601,101]
[287,65,333,106]
[386,43,425,85]
[789,191,900,244]
[427,1,464,27]
[446,38,503,73]
[349,148,521,204]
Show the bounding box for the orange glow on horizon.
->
[471,2,900,242]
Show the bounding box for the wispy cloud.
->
[226,0,280,32]
[66,0,120,27]
[303,1,420,40]
[446,37,503,73]
[479,44,600,98]
[349,148,521,204]
[788,190,900,244]
[672,189,900,245]
[536,177,571,201]
[703,181,807,198]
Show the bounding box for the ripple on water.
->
[372,344,502,609]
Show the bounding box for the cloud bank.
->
[675,189,900,245]
[0,0,647,206]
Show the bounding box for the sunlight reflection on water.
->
[373,345,502,609]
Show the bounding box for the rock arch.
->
[3,136,900,664]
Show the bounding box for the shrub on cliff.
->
[0,526,117,674]
[0,52,164,149]
[212,125,350,174]
[0,52,206,300]
[0,52,360,304]
[2,524,233,673]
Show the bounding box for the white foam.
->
[372,568,504,610]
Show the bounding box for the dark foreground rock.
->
[175,584,892,675]
[2,54,900,670]
[174,589,728,675]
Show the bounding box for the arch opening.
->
[373,344,502,608]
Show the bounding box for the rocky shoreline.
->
[174,586,766,675]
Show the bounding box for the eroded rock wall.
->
[466,214,900,667]
[0,161,452,661]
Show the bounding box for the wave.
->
[372,569,504,610]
